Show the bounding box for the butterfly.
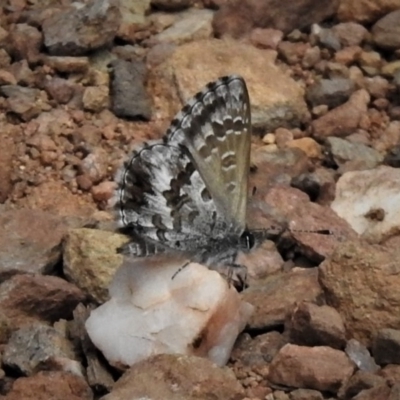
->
[115,75,267,289]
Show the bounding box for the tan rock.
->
[243,268,323,330]
[312,89,370,138]
[102,354,244,400]
[319,240,400,345]
[338,0,400,23]
[268,344,355,393]
[63,228,129,303]
[148,39,308,131]
[287,137,322,159]
[82,86,109,112]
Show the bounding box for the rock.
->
[340,370,387,399]
[82,86,109,112]
[306,78,355,108]
[149,39,308,131]
[312,89,370,138]
[287,302,346,349]
[302,46,321,68]
[151,9,213,45]
[250,28,283,50]
[353,385,391,400]
[230,331,287,366]
[0,210,71,277]
[287,138,322,159]
[3,323,81,376]
[8,23,42,64]
[263,185,357,261]
[110,59,152,120]
[326,136,384,172]
[69,304,115,392]
[345,339,380,372]
[1,371,93,400]
[0,85,47,121]
[278,41,309,65]
[43,77,75,104]
[243,268,323,330]
[363,76,390,99]
[0,124,16,203]
[311,24,341,51]
[42,0,121,56]
[332,22,368,47]
[213,0,338,37]
[86,256,253,368]
[290,388,324,400]
[101,354,244,400]
[319,240,400,345]
[44,56,89,73]
[337,0,400,24]
[63,228,129,303]
[373,121,400,152]
[331,166,400,240]
[151,0,193,10]
[372,9,400,50]
[381,60,400,77]
[373,329,400,365]
[268,344,355,393]
[0,274,86,329]
[380,365,400,386]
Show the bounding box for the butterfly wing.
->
[167,75,251,235]
[115,75,251,254]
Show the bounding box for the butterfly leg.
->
[226,263,248,291]
[171,261,190,280]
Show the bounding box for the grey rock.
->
[42,0,121,56]
[110,59,152,120]
[345,339,380,373]
[3,323,80,376]
[327,137,384,171]
[306,78,355,108]
[373,329,400,365]
[372,9,400,50]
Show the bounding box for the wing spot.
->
[201,187,212,202]
[221,151,236,171]
[226,182,236,193]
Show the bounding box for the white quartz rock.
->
[85,255,254,368]
[331,166,400,241]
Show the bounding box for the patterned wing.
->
[167,75,251,235]
[114,75,251,254]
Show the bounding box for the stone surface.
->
[1,371,93,400]
[306,78,355,108]
[268,344,355,393]
[327,136,384,172]
[312,89,370,138]
[7,23,42,64]
[101,354,244,400]
[345,339,380,372]
[0,274,86,329]
[148,39,308,131]
[340,370,387,399]
[319,240,400,346]
[86,256,253,368]
[332,22,368,47]
[0,210,70,278]
[3,323,80,376]
[373,329,400,365]
[287,302,346,349]
[110,59,152,120]
[372,9,400,50]
[63,228,129,303]
[213,0,338,37]
[331,166,400,241]
[243,268,323,330]
[42,0,121,56]
[151,9,213,45]
[337,0,400,23]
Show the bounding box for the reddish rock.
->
[242,268,323,330]
[213,0,338,37]
[0,274,86,328]
[8,23,42,64]
[373,329,400,365]
[43,56,89,73]
[319,240,400,346]
[102,354,244,400]
[43,77,75,104]
[1,371,93,400]
[372,9,400,50]
[287,302,346,349]
[339,370,387,399]
[268,344,355,393]
[312,89,370,138]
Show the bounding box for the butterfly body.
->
[115,75,253,288]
